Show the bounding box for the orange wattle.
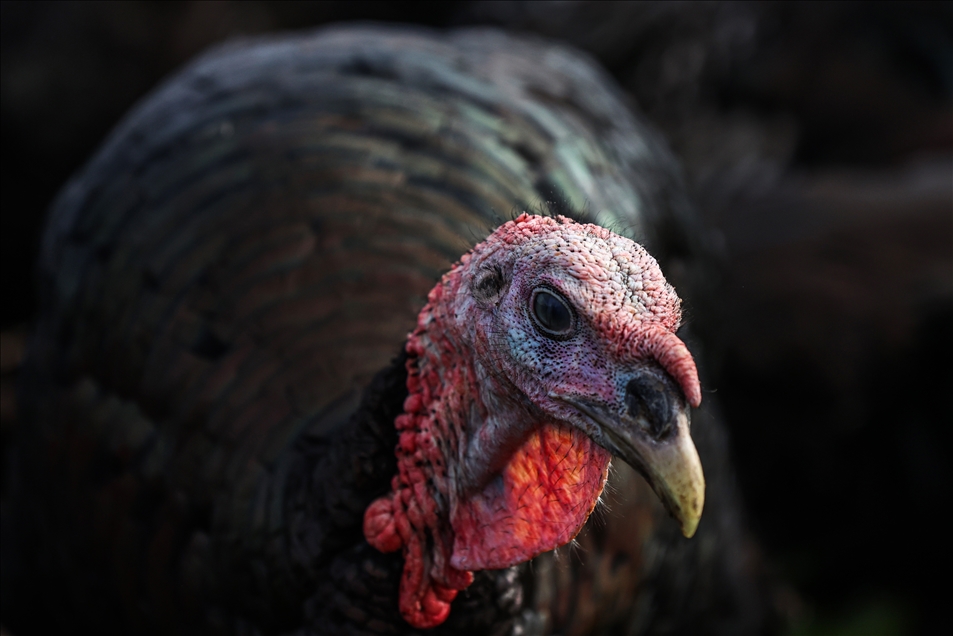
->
[451,421,611,570]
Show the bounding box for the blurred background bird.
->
[1,2,950,635]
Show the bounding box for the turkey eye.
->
[531,288,574,337]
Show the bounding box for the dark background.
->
[1,2,951,634]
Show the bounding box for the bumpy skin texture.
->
[364,214,700,627]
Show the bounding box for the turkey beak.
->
[558,370,705,538]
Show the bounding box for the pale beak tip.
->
[679,509,701,538]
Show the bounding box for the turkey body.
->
[10,25,770,636]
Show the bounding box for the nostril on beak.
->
[626,375,675,439]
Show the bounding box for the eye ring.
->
[530,287,575,338]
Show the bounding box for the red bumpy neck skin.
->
[363,214,700,628]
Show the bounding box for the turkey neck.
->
[363,253,612,629]
[411,300,538,499]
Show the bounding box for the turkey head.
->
[364,213,704,628]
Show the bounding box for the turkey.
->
[6,25,772,635]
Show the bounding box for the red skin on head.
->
[363,214,701,628]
